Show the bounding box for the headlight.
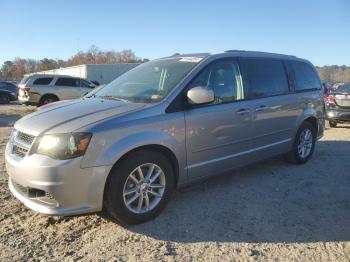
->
[36,133,92,159]
[9,128,18,141]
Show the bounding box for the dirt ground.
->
[0,104,350,261]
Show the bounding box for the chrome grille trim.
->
[17,131,35,145]
[12,144,28,158]
[10,129,36,158]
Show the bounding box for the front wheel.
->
[285,122,316,164]
[104,150,175,225]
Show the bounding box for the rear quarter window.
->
[33,77,53,85]
[291,61,321,91]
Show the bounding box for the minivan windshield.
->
[94,57,203,103]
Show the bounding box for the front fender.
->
[100,131,181,167]
[81,128,187,184]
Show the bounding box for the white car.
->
[18,74,96,106]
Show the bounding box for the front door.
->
[184,59,253,181]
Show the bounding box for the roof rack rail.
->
[224,50,297,58]
[225,50,245,52]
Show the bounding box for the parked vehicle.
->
[5,80,19,87]
[6,51,324,224]
[30,63,140,85]
[18,74,96,106]
[324,83,350,127]
[323,82,333,90]
[0,81,18,104]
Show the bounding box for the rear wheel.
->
[104,150,175,225]
[0,94,10,104]
[285,122,316,164]
[329,120,337,128]
[39,95,58,106]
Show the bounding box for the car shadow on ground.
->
[128,140,350,244]
[0,114,22,127]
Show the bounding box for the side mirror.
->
[187,86,214,105]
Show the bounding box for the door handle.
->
[255,105,267,112]
[236,108,251,115]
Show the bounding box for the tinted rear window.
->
[55,78,79,87]
[242,59,289,98]
[33,77,53,85]
[291,62,321,91]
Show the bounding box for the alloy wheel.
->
[297,129,313,159]
[123,163,166,214]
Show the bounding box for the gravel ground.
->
[0,104,350,261]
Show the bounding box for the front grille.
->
[12,144,28,158]
[17,131,35,145]
[10,130,36,158]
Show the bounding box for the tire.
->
[285,122,316,164]
[39,95,58,106]
[329,120,337,128]
[0,94,10,104]
[104,150,175,225]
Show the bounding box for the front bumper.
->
[5,144,112,216]
[325,109,350,122]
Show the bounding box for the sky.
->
[1,0,350,66]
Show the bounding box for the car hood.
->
[14,98,146,136]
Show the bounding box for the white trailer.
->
[29,64,140,85]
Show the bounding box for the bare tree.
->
[0,45,147,80]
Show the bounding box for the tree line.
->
[1,47,349,83]
[0,46,149,81]
[316,65,350,83]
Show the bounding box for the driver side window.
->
[188,60,244,104]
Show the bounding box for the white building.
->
[29,64,140,85]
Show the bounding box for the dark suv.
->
[324,83,350,127]
[0,81,18,104]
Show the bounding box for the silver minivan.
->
[5,51,324,224]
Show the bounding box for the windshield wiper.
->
[99,96,130,102]
[85,93,96,98]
